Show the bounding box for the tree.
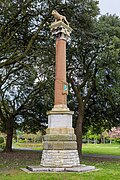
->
[109,127,120,141]
[0,0,56,152]
[83,15,120,135]
[65,0,100,158]
[65,5,120,158]
[1,0,119,159]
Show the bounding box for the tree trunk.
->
[4,117,14,152]
[75,107,84,162]
[69,78,85,162]
[100,133,104,144]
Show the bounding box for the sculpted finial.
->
[52,10,69,26]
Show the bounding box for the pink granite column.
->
[54,38,67,107]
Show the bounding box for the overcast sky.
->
[99,0,120,17]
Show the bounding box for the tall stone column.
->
[54,38,67,107]
[40,16,80,167]
[27,11,95,173]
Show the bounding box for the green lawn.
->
[0,148,120,180]
[0,143,120,180]
[0,162,120,180]
[82,143,120,156]
[13,142,120,156]
[13,142,43,150]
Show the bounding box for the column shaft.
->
[54,38,67,106]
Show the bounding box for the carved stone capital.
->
[50,21,72,40]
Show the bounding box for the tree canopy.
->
[0,0,120,153]
[0,0,55,151]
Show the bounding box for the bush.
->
[18,139,26,143]
[0,143,5,149]
[115,139,120,144]
[0,137,4,144]
[35,136,43,143]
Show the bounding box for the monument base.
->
[41,150,79,167]
[25,164,96,172]
[40,108,81,167]
[21,108,96,173]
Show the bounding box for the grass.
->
[0,143,120,180]
[0,150,120,180]
[13,142,120,156]
[13,142,43,150]
[0,151,120,180]
[82,143,120,156]
[0,163,120,180]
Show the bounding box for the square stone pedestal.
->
[26,108,95,172]
[40,108,80,167]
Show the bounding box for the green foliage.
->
[115,139,120,143]
[16,131,43,143]
[0,0,56,150]
[23,132,43,143]
[82,15,120,133]
[0,137,4,144]
[0,0,120,152]
[18,139,26,143]
[0,143,5,149]
[83,128,101,143]
[14,142,43,149]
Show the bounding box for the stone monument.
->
[40,10,80,167]
[26,10,95,172]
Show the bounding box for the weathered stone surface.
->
[24,164,96,173]
[48,114,72,128]
[47,107,74,114]
[40,150,80,167]
[63,142,77,149]
[43,141,77,150]
[43,134,76,141]
[42,119,78,166]
[46,128,74,134]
